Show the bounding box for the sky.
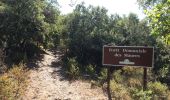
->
[57,0,146,19]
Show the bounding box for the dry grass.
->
[0,63,29,100]
[110,80,132,100]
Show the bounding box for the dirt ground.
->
[22,50,107,100]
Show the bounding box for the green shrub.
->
[112,69,124,83]
[66,58,80,79]
[98,68,107,80]
[132,89,152,100]
[95,68,107,86]
[85,64,96,76]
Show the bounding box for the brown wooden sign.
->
[102,46,154,67]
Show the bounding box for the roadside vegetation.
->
[0,0,169,99]
[0,49,29,99]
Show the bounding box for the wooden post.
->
[107,67,112,100]
[143,67,147,91]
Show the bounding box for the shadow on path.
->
[26,49,49,69]
[49,47,71,82]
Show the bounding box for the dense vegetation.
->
[0,0,60,64]
[0,0,170,99]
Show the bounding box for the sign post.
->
[102,46,154,99]
[107,67,112,100]
[143,67,147,90]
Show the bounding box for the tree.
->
[116,13,151,46]
[65,3,152,75]
[0,0,60,63]
[43,2,61,48]
[66,3,115,73]
[138,0,170,44]
[138,0,170,82]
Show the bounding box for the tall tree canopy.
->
[65,3,151,74]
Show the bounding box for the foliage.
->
[65,57,80,79]
[148,81,169,96]
[130,81,170,99]
[98,68,107,81]
[138,0,170,44]
[137,0,170,83]
[0,63,28,100]
[85,64,96,77]
[0,0,60,64]
[0,0,169,99]
[110,67,170,99]
[43,5,61,49]
[132,89,152,100]
[65,3,151,77]
[112,67,143,88]
[138,0,170,83]
[67,3,114,67]
[62,4,170,94]
[110,80,132,100]
[0,49,6,74]
[0,0,47,46]
[153,38,170,82]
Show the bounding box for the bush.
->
[112,67,143,88]
[0,63,28,100]
[110,67,170,99]
[154,39,170,83]
[85,64,96,76]
[112,69,124,83]
[132,89,152,100]
[131,81,170,100]
[0,48,6,74]
[148,81,169,98]
[5,43,43,65]
[65,58,80,79]
[110,80,131,100]
[98,68,107,81]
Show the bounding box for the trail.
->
[22,50,107,100]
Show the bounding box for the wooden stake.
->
[107,67,112,100]
[143,67,147,91]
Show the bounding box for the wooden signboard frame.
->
[103,46,154,67]
[102,46,154,100]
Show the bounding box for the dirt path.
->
[22,50,107,100]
